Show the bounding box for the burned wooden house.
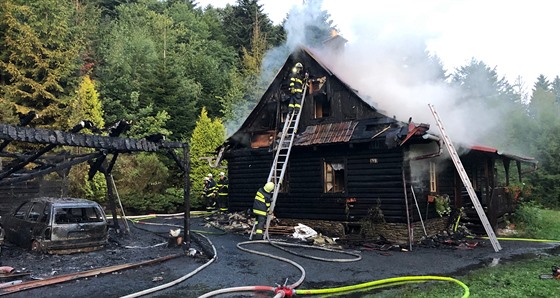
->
[222,46,537,239]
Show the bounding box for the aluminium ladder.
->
[428,104,502,252]
[250,83,308,240]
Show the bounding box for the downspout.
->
[412,134,443,160]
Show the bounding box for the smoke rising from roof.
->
[270,0,512,150]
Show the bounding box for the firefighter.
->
[204,175,217,211]
[288,62,307,113]
[216,172,229,213]
[252,182,275,240]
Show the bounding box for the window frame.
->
[429,161,437,193]
[323,158,347,193]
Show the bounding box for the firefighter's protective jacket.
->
[289,71,304,98]
[252,187,272,216]
[217,177,229,196]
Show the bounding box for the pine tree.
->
[533,74,550,92]
[0,0,80,127]
[551,76,560,104]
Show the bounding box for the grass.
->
[363,206,560,298]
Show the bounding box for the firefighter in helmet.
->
[216,172,229,213]
[252,182,275,240]
[288,62,307,113]
[204,174,217,211]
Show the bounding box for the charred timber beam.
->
[0,253,182,296]
[0,123,184,151]
[0,122,90,180]
[0,111,37,152]
[0,153,101,186]
[182,144,191,250]
[87,151,108,180]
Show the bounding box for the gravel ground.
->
[0,214,558,298]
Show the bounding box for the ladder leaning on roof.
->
[428,104,502,252]
[249,82,308,240]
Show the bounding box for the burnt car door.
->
[4,202,33,246]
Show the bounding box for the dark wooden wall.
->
[226,143,416,223]
[0,179,66,215]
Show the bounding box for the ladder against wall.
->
[428,104,502,252]
[250,83,308,240]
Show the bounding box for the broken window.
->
[14,201,32,219]
[28,202,44,222]
[324,160,345,193]
[314,93,331,118]
[55,207,104,224]
[429,161,437,193]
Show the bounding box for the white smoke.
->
[273,0,511,149]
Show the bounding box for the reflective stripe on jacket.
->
[217,177,229,195]
[252,187,272,216]
[289,72,304,94]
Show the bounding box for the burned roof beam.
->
[0,123,183,152]
[0,121,92,180]
[0,152,102,186]
[0,111,37,152]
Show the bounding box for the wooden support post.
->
[402,167,412,251]
[104,171,121,234]
[183,144,191,250]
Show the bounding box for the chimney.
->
[322,29,347,54]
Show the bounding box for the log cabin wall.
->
[225,143,412,223]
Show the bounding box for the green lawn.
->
[366,206,560,298]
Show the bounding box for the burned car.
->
[2,197,108,254]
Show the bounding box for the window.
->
[14,202,33,219]
[429,161,437,193]
[55,207,104,224]
[314,93,331,118]
[28,203,44,222]
[324,160,345,193]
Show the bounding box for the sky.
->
[195,0,558,152]
[196,0,560,90]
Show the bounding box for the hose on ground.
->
[198,239,363,297]
[467,235,560,243]
[293,275,469,298]
[120,231,217,298]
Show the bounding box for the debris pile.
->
[418,225,481,250]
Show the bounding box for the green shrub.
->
[512,201,543,237]
[121,187,184,214]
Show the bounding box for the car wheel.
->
[31,240,42,254]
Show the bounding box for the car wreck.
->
[1,197,108,254]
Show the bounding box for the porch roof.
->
[470,145,538,164]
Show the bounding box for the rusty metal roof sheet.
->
[295,121,358,146]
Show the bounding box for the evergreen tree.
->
[0,0,81,127]
[551,76,560,104]
[525,87,560,208]
[284,0,335,48]
[220,0,283,56]
[66,75,104,129]
[451,58,517,105]
[218,68,251,135]
[533,74,550,92]
[189,107,226,208]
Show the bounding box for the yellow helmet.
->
[264,182,275,192]
[295,62,303,68]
